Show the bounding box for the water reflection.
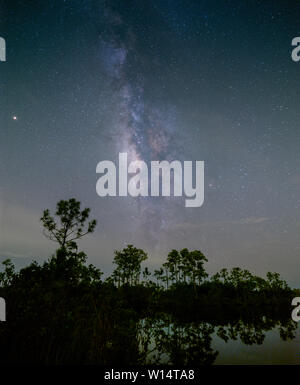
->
[137,313,298,365]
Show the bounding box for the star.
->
[12,116,18,121]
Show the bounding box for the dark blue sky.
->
[1,0,300,285]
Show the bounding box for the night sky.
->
[1,0,300,285]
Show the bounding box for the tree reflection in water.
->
[137,314,298,365]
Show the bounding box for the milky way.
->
[97,4,186,246]
[100,6,180,163]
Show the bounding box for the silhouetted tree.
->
[162,249,208,287]
[113,245,147,286]
[40,198,97,256]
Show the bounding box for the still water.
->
[138,315,300,365]
[213,327,300,364]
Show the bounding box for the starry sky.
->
[1,0,300,286]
